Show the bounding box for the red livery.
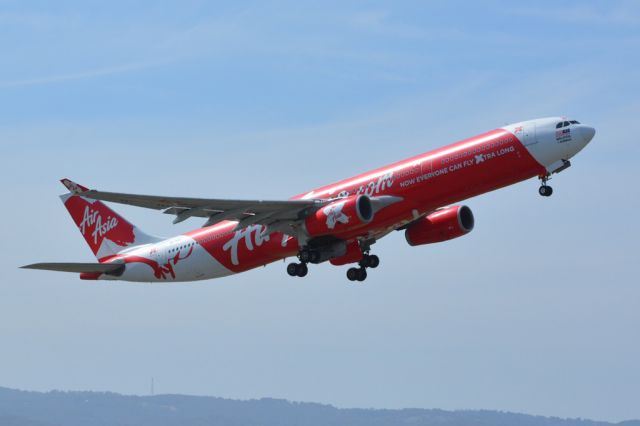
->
[23,117,595,283]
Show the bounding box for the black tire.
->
[368,255,380,269]
[356,268,367,282]
[539,185,553,197]
[296,263,308,277]
[347,268,359,281]
[287,263,299,277]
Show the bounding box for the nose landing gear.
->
[539,175,553,197]
[539,185,553,197]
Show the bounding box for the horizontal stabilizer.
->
[21,262,124,275]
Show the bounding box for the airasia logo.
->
[221,225,291,266]
[64,196,136,255]
[223,225,270,266]
[324,202,349,229]
[79,206,119,245]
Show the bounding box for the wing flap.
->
[80,189,318,213]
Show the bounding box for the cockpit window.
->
[556,120,579,128]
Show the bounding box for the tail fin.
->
[60,178,160,261]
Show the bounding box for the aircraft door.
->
[522,122,537,146]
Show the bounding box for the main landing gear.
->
[539,175,553,197]
[286,247,381,282]
[346,253,380,283]
[287,248,318,278]
[286,262,308,277]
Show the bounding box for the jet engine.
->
[304,195,374,237]
[405,205,474,246]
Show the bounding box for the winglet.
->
[60,178,89,194]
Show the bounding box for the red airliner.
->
[22,117,595,282]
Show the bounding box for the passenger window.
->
[556,122,563,129]
[570,120,578,124]
[563,121,570,127]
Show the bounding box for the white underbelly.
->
[103,245,234,283]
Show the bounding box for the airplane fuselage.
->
[85,116,594,283]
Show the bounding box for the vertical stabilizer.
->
[60,178,160,261]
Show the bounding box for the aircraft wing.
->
[60,179,403,234]
[61,178,324,230]
[21,262,124,274]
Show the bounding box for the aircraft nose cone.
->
[581,126,596,143]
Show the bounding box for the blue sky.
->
[1,0,639,422]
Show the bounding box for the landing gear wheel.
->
[539,185,553,197]
[287,263,299,277]
[356,268,367,282]
[287,262,308,278]
[360,254,380,269]
[538,174,553,197]
[296,263,308,277]
[347,268,359,282]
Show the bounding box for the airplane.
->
[22,117,595,283]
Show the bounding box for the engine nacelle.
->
[304,195,374,237]
[405,205,474,246]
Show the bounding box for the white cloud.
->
[0,61,165,89]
